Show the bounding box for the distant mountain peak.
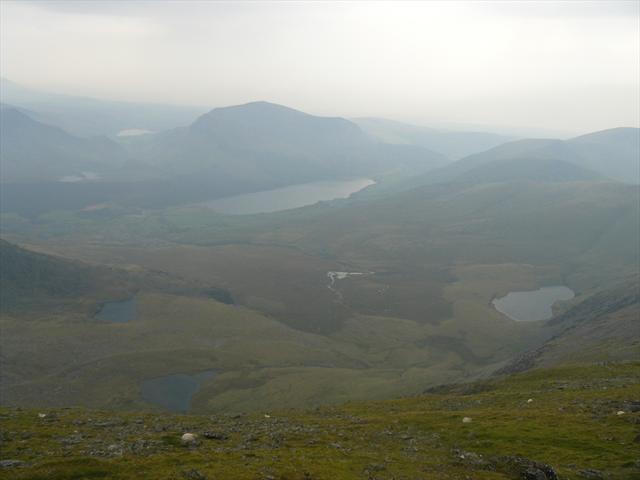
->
[195,101,313,125]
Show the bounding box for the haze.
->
[1,0,638,135]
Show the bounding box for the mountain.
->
[130,102,448,183]
[353,117,515,159]
[417,128,640,185]
[0,105,129,182]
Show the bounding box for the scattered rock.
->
[453,449,490,468]
[578,469,604,479]
[0,460,26,469]
[60,433,83,445]
[622,401,640,412]
[93,420,121,428]
[522,467,548,480]
[107,444,124,456]
[527,399,534,404]
[202,431,228,440]
[462,417,473,423]
[494,456,558,480]
[616,411,625,416]
[182,469,207,479]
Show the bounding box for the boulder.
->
[181,433,198,446]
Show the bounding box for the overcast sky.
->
[1,0,638,134]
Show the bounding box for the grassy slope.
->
[1,285,550,413]
[1,245,565,412]
[1,362,638,479]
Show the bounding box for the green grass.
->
[1,362,638,479]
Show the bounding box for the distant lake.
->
[95,297,137,323]
[116,128,153,137]
[493,286,574,321]
[199,178,375,215]
[141,371,216,413]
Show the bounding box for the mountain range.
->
[0,77,206,137]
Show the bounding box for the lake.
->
[199,178,375,215]
[141,370,217,413]
[492,286,575,321]
[95,297,137,323]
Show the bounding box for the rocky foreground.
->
[1,362,638,480]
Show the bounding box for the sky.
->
[1,0,638,135]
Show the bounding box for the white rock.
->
[616,410,625,416]
[181,433,197,445]
[527,398,533,404]
[462,417,472,423]
[37,413,47,418]
[264,414,271,418]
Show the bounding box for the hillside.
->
[353,117,513,159]
[499,280,640,374]
[567,128,640,183]
[0,106,128,182]
[415,128,640,186]
[1,362,638,479]
[449,156,604,184]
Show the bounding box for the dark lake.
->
[140,371,217,413]
[199,178,375,215]
[492,286,575,321]
[95,297,137,323]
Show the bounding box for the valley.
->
[0,74,638,479]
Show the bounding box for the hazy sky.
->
[1,0,638,134]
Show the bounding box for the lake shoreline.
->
[198,178,375,215]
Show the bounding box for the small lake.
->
[199,178,375,215]
[141,370,217,413]
[493,286,575,321]
[95,297,137,323]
